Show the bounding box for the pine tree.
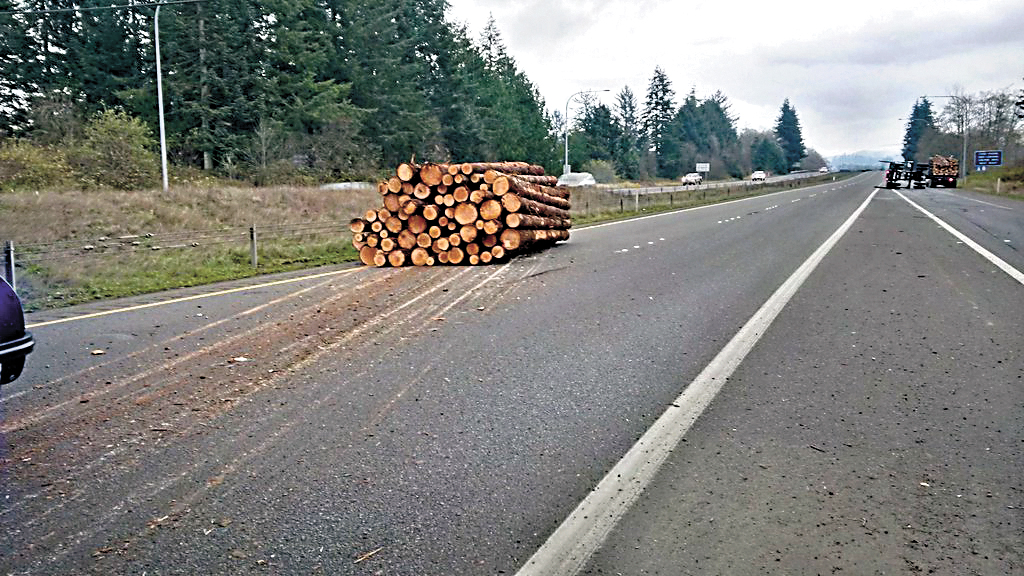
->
[642,67,676,178]
[613,86,642,180]
[774,98,805,173]
[901,98,935,162]
[751,135,786,173]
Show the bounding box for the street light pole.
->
[563,89,609,176]
[155,5,169,193]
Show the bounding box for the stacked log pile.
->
[351,161,571,266]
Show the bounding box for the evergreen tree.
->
[576,103,618,164]
[751,135,786,173]
[901,98,935,162]
[613,86,641,180]
[642,67,676,177]
[773,98,805,173]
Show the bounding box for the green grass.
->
[3,173,854,311]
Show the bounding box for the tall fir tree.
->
[641,67,676,178]
[774,98,805,173]
[613,86,642,179]
[901,98,935,162]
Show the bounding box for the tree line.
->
[1,1,559,185]
[1,0,820,189]
[567,67,817,182]
[901,88,1024,170]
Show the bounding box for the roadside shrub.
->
[67,109,159,190]
[581,159,619,184]
[0,139,72,192]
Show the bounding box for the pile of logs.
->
[350,161,571,266]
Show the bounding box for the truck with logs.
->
[928,155,958,188]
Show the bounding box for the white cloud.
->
[447,0,1024,156]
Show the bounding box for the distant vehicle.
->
[1,276,34,385]
[818,166,829,173]
[750,170,767,182]
[680,172,702,185]
[928,155,958,188]
[557,172,597,187]
[882,161,904,188]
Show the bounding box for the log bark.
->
[460,162,546,176]
[492,175,571,205]
[506,212,571,230]
[501,193,572,219]
[500,228,570,251]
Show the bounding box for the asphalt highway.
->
[2,173,1020,575]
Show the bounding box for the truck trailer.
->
[929,155,958,188]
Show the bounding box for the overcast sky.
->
[446,0,1024,157]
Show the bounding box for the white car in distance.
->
[750,170,767,182]
[680,172,702,185]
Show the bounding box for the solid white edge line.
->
[26,266,364,329]
[515,188,880,576]
[895,190,1024,286]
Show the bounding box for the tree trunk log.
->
[397,162,417,182]
[420,163,445,186]
[460,161,546,176]
[388,250,407,267]
[411,247,431,266]
[500,228,570,251]
[501,193,572,219]
[479,199,502,221]
[505,213,571,230]
[453,202,479,225]
[492,175,571,205]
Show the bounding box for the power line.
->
[0,0,200,16]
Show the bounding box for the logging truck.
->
[928,155,958,188]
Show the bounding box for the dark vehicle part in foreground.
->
[1,276,34,384]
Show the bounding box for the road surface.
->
[2,173,1021,575]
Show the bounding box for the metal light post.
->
[563,89,610,176]
[155,5,169,193]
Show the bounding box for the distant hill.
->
[828,150,900,171]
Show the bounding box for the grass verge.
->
[2,173,855,311]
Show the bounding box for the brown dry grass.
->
[0,183,379,243]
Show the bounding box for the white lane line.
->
[895,190,1024,286]
[926,189,1015,210]
[26,266,364,329]
[515,188,880,576]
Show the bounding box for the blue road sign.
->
[975,150,1003,167]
